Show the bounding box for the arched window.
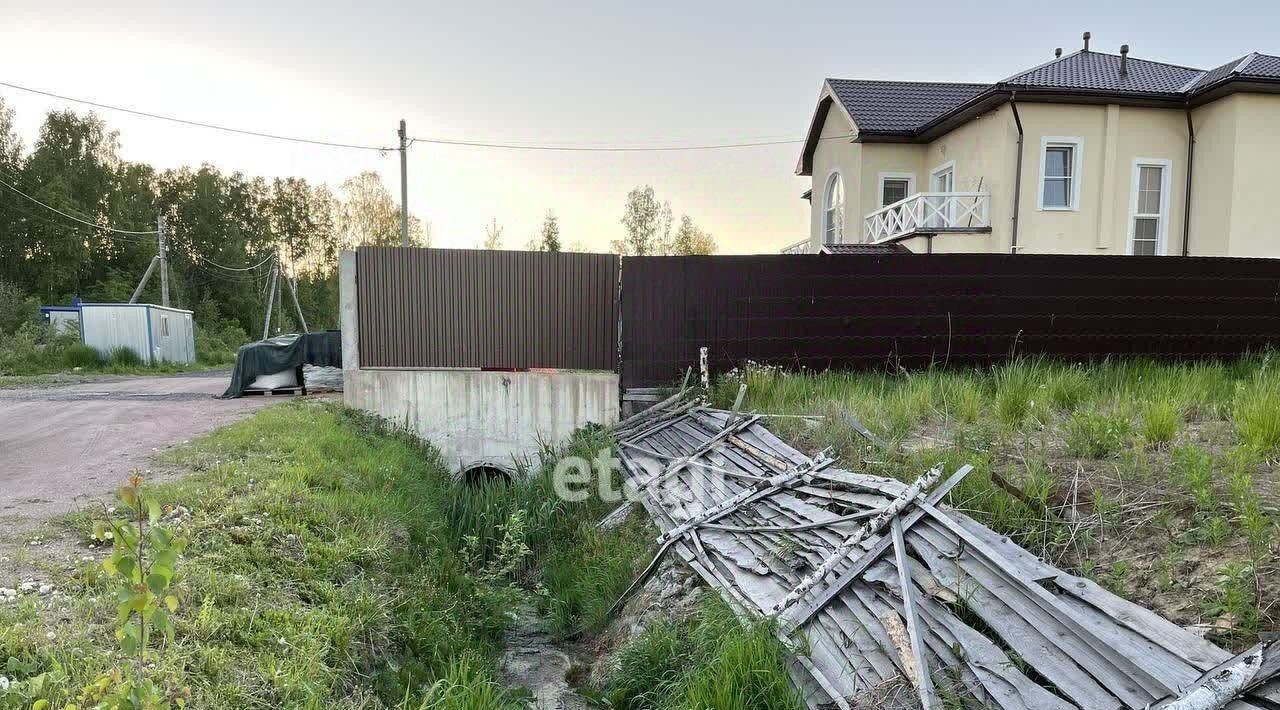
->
[823,172,844,243]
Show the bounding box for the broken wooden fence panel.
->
[611,401,1280,709]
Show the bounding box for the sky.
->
[3,0,1278,254]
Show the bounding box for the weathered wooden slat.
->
[891,517,940,709]
[908,522,1125,709]
[918,504,1172,706]
[778,465,975,632]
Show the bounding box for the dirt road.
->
[0,372,280,532]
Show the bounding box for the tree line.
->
[0,98,430,341]
[0,98,717,354]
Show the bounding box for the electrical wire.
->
[191,251,275,272]
[1,78,852,154]
[407,135,813,152]
[0,177,159,234]
[0,80,396,152]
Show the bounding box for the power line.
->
[1,78,847,155]
[0,177,159,234]
[192,251,275,272]
[0,80,396,152]
[408,135,815,152]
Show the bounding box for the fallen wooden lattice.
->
[611,400,1280,710]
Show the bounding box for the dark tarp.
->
[220,331,342,398]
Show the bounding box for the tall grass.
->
[1235,366,1280,450]
[599,600,801,710]
[411,655,523,710]
[1140,399,1182,445]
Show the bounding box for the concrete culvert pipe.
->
[459,463,514,485]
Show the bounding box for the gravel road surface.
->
[0,372,282,532]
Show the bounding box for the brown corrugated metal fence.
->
[621,253,1280,387]
[356,247,619,370]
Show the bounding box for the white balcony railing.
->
[862,192,991,243]
[780,238,814,254]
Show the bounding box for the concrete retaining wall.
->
[344,368,618,469]
[339,250,619,470]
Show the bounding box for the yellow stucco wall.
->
[807,92,1278,256]
[1188,96,1237,256]
[1219,94,1280,256]
[807,107,861,251]
[1009,103,1189,255]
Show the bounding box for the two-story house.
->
[789,34,1280,257]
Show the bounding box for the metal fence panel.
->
[356,247,619,370]
[620,253,1280,388]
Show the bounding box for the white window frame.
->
[1037,136,1084,211]
[822,170,845,243]
[876,171,916,207]
[1126,158,1173,256]
[929,160,956,191]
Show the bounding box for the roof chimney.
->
[1120,44,1130,77]
[1055,47,1063,58]
[1083,31,1091,51]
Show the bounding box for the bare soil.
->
[0,372,281,534]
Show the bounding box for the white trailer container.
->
[76,303,196,365]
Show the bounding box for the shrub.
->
[1140,399,1181,445]
[0,321,80,375]
[1065,410,1131,458]
[63,343,104,369]
[195,318,248,365]
[109,346,144,367]
[0,280,38,333]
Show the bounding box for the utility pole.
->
[157,214,170,307]
[398,119,409,247]
[262,263,278,341]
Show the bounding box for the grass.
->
[0,401,682,707]
[1065,409,1132,458]
[1235,367,1280,451]
[0,320,238,378]
[1140,399,1182,445]
[595,600,801,710]
[0,403,526,707]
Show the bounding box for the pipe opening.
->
[460,464,514,485]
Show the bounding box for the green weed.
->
[1173,443,1216,511]
[1206,563,1260,642]
[1065,410,1131,458]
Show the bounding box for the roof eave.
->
[1188,76,1280,106]
[875,85,1192,144]
[797,82,859,176]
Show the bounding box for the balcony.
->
[780,238,815,254]
[862,192,991,244]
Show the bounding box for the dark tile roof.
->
[820,243,911,255]
[1002,50,1202,94]
[1188,55,1252,91]
[1238,53,1280,79]
[811,47,1280,156]
[826,79,988,134]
